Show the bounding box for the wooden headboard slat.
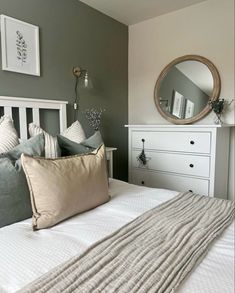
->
[32,108,40,126]
[19,107,27,139]
[3,106,12,118]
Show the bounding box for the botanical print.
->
[1,15,40,76]
[16,30,27,66]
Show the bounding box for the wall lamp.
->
[72,66,90,116]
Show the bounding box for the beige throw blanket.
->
[19,192,234,293]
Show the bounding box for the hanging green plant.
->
[208,98,234,124]
[137,139,148,166]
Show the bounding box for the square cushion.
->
[61,120,86,143]
[57,130,103,156]
[0,115,19,154]
[29,120,86,158]
[0,134,45,228]
[21,144,109,230]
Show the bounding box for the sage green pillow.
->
[57,131,103,156]
[0,134,45,228]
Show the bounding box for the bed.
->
[0,96,234,293]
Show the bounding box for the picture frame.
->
[171,90,185,118]
[184,99,195,119]
[0,14,40,76]
[159,97,169,112]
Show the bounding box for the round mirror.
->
[154,55,221,124]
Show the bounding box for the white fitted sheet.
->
[0,179,234,293]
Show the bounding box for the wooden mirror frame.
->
[154,55,221,124]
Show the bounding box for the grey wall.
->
[0,0,128,181]
[160,67,209,116]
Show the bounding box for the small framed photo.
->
[159,97,169,112]
[0,14,40,76]
[185,99,195,118]
[171,90,185,118]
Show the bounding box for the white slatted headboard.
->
[0,96,68,139]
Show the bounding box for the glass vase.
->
[214,113,223,125]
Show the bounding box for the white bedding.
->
[0,179,234,293]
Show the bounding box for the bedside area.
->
[106,147,117,178]
[126,125,233,198]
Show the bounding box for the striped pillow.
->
[0,115,19,154]
[29,121,86,158]
[29,123,60,158]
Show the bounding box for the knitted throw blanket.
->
[19,192,234,293]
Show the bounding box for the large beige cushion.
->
[21,145,109,230]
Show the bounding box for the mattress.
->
[0,179,234,293]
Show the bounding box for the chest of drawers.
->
[126,125,231,198]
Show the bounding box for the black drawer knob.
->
[141,139,145,143]
[189,190,193,192]
[189,164,194,168]
[141,181,145,185]
[190,140,195,145]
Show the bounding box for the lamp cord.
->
[73,76,79,121]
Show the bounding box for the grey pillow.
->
[57,131,103,156]
[0,134,45,228]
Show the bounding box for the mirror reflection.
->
[158,60,213,119]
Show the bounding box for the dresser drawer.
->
[131,151,210,177]
[131,169,209,196]
[132,131,211,154]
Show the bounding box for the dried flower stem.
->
[84,108,105,131]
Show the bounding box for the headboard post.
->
[59,103,67,133]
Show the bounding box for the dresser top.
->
[125,124,235,128]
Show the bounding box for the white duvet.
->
[0,179,234,293]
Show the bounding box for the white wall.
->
[129,0,235,200]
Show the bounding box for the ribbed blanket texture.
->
[19,192,234,293]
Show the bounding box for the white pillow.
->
[0,115,19,154]
[29,120,86,158]
[61,121,85,144]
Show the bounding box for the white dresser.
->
[126,125,232,199]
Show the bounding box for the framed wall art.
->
[184,99,195,119]
[171,90,185,118]
[0,15,40,76]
